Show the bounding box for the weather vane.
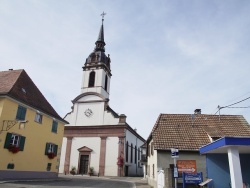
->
[101,11,107,23]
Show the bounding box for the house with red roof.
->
[145,109,250,187]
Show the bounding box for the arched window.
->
[131,144,133,163]
[126,141,128,162]
[88,71,95,87]
[135,146,137,164]
[104,75,108,91]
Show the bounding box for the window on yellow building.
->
[35,112,43,123]
[4,133,26,151]
[16,105,27,120]
[47,163,52,171]
[51,120,58,133]
[45,143,58,156]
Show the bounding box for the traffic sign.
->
[171,148,179,158]
[183,172,203,184]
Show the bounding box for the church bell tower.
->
[81,13,111,99]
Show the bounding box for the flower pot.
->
[8,145,20,153]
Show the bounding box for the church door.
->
[125,166,129,176]
[79,155,89,174]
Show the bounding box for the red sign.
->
[177,160,196,174]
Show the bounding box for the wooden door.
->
[79,155,89,174]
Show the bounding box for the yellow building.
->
[0,69,68,180]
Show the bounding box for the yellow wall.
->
[0,97,65,173]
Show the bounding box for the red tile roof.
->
[0,69,67,123]
[150,114,250,151]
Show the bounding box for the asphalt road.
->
[0,175,149,188]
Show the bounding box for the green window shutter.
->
[45,143,49,155]
[16,105,27,120]
[19,136,26,151]
[54,145,58,155]
[4,133,12,149]
[52,120,58,133]
[16,106,22,120]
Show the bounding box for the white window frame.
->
[35,112,43,123]
[10,134,20,147]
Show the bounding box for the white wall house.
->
[145,112,250,188]
[59,17,145,177]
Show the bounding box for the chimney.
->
[119,114,126,123]
[194,109,201,114]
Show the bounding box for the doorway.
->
[125,166,129,176]
[79,155,89,174]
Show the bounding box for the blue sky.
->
[1,0,250,139]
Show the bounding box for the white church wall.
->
[78,95,101,102]
[76,102,104,125]
[103,110,119,125]
[104,137,119,176]
[59,137,67,173]
[70,137,101,173]
[125,130,145,176]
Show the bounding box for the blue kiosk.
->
[200,137,250,188]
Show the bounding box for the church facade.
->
[59,18,145,177]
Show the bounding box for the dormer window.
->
[88,71,95,87]
[21,88,26,94]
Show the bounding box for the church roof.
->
[149,113,250,151]
[96,23,105,46]
[0,69,67,123]
[84,17,111,73]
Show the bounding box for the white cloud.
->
[0,0,250,139]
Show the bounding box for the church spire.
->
[94,12,106,52]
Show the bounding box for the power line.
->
[227,106,250,108]
[214,96,250,115]
[223,96,250,108]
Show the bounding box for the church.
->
[59,16,145,177]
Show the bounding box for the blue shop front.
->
[199,137,250,188]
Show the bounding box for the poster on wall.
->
[177,160,196,174]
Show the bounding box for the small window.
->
[126,141,129,162]
[151,142,154,155]
[153,164,155,178]
[4,133,26,151]
[148,144,151,157]
[35,112,43,123]
[138,149,140,160]
[7,163,15,169]
[135,146,137,164]
[51,120,58,133]
[16,105,27,120]
[131,144,133,163]
[11,134,20,146]
[104,75,108,91]
[88,71,95,87]
[45,143,58,156]
[47,163,52,171]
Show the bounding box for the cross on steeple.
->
[100,11,106,23]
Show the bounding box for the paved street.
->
[0,175,151,188]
